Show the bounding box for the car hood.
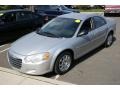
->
[10,32,66,56]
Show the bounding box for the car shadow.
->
[71,37,116,69]
[42,37,116,78]
[0,37,23,46]
[0,40,11,46]
[0,39,17,46]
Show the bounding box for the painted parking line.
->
[54,75,60,80]
[0,44,10,52]
[0,48,9,53]
[0,44,7,48]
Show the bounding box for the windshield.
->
[37,18,81,38]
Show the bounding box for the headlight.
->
[24,52,50,64]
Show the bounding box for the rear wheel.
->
[54,52,73,75]
[105,32,114,47]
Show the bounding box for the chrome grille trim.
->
[8,53,22,69]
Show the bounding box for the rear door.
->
[91,16,108,48]
[16,11,33,29]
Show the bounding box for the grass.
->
[79,9,104,12]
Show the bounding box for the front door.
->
[73,18,94,58]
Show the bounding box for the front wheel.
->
[54,52,73,75]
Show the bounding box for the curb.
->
[0,67,73,85]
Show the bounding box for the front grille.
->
[9,54,22,69]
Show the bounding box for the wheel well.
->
[52,49,74,72]
[109,30,114,35]
[58,49,74,60]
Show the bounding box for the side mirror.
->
[78,30,88,37]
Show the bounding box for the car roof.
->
[0,9,30,14]
[58,13,99,20]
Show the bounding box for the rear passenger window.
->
[93,16,106,29]
[17,12,32,21]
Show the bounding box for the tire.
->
[104,13,107,16]
[105,32,114,47]
[54,51,73,75]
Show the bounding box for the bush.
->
[0,5,13,10]
[0,5,24,11]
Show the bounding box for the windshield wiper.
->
[37,31,60,38]
[43,32,60,38]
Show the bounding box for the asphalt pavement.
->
[0,17,120,85]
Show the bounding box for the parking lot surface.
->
[0,17,120,85]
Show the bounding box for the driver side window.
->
[1,12,16,23]
[78,18,93,36]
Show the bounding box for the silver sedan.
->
[7,13,116,75]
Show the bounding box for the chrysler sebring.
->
[8,13,116,75]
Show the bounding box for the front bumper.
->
[21,60,51,75]
[7,51,51,75]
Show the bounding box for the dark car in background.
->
[0,9,43,42]
[34,5,79,23]
[60,5,79,13]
